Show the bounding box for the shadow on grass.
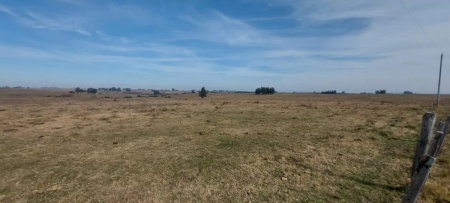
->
[293,160,406,193]
[342,175,406,192]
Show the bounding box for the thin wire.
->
[398,0,441,52]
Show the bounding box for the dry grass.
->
[1,89,450,202]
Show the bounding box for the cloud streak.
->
[24,12,90,35]
[0,3,90,35]
[0,4,15,16]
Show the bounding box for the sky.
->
[0,0,450,93]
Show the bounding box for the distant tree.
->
[404,91,413,94]
[269,87,275,94]
[375,89,386,94]
[199,87,208,98]
[321,90,337,94]
[191,90,195,93]
[262,87,268,94]
[75,87,84,93]
[256,87,276,95]
[124,88,131,92]
[153,90,161,95]
[109,87,122,91]
[341,91,346,94]
[87,88,98,94]
[255,88,261,95]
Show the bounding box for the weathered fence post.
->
[427,122,445,157]
[402,114,450,203]
[402,156,436,203]
[435,116,450,156]
[410,113,436,177]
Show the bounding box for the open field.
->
[1,89,450,202]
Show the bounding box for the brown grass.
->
[1,89,450,202]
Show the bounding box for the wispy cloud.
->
[0,44,59,60]
[0,4,15,16]
[0,3,90,35]
[24,12,90,35]
[179,11,275,46]
[107,3,152,24]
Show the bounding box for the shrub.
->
[87,88,98,94]
[75,87,84,93]
[199,87,208,98]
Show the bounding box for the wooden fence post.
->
[427,122,445,157]
[410,113,436,177]
[430,116,450,157]
[402,114,450,202]
[402,156,436,203]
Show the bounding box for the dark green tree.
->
[375,89,386,94]
[269,87,275,94]
[87,88,97,94]
[256,87,276,95]
[199,87,207,98]
[75,87,84,93]
[321,90,337,94]
[255,88,261,95]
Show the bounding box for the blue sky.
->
[0,0,450,93]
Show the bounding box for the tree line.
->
[70,86,415,96]
[375,89,386,94]
[255,87,276,95]
[321,90,337,94]
[74,87,97,94]
[98,87,122,91]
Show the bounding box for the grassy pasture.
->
[1,89,450,202]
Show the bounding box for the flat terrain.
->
[1,89,450,202]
